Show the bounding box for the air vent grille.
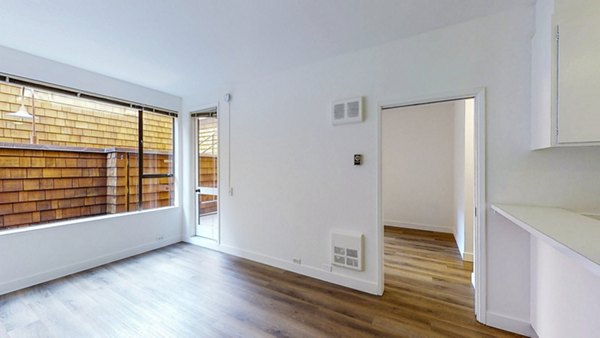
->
[331,230,363,271]
[331,97,363,125]
[333,103,345,120]
[346,101,360,118]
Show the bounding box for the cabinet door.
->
[555,0,600,143]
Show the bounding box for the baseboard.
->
[185,236,221,250]
[460,250,474,262]
[486,311,533,337]
[384,220,453,234]
[188,240,380,295]
[581,213,600,221]
[0,235,181,296]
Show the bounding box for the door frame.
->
[191,103,221,243]
[376,88,487,323]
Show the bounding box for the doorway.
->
[193,109,219,241]
[377,90,486,322]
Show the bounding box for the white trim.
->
[220,243,379,294]
[461,251,474,262]
[486,311,534,337]
[186,235,221,251]
[185,235,379,294]
[384,220,453,234]
[376,87,487,322]
[216,102,223,244]
[190,105,219,115]
[175,107,184,232]
[0,235,180,296]
[474,88,487,324]
[0,206,179,238]
[193,112,200,238]
[189,103,221,243]
[582,213,600,220]
[376,97,385,296]
[184,238,379,294]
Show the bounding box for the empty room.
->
[0,0,599,337]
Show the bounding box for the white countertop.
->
[491,204,600,277]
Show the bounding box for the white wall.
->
[531,237,600,337]
[0,46,180,111]
[454,102,466,256]
[454,99,475,262]
[486,211,532,334]
[382,101,456,233]
[531,0,555,149]
[181,4,600,334]
[0,46,183,295]
[463,100,474,261]
[0,209,182,295]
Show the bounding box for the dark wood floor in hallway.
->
[0,227,522,337]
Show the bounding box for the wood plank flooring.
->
[0,227,523,337]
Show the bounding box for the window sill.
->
[0,143,171,155]
[0,206,179,238]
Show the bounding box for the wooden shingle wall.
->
[0,148,174,229]
[0,148,108,228]
[0,83,173,152]
[0,83,175,230]
[106,151,174,214]
[198,156,217,214]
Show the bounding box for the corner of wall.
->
[486,311,534,337]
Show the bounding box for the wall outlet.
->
[292,258,302,265]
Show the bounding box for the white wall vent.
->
[331,230,363,271]
[332,97,363,125]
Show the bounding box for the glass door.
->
[193,110,219,240]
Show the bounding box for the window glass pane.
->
[141,177,174,209]
[198,116,218,217]
[107,151,139,214]
[141,111,174,210]
[1,83,139,149]
[0,82,178,230]
[142,111,173,175]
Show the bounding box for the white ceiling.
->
[0,0,533,97]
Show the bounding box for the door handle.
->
[195,188,201,193]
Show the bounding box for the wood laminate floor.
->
[0,227,523,337]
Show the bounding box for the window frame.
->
[137,109,176,211]
[0,73,178,230]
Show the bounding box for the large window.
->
[140,111,175,210]
[0,78,177,230]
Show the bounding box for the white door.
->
[193,111,219,240]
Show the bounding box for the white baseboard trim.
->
[384,220,453,234]
[581,212,600,220]
[0,236,180,296]
[187,239,380,295]
[486,311,533,337]
[460,250,474,262]
[185,236,220,250]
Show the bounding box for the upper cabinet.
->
[531,0,600,149]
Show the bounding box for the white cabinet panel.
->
[530,0,600,149]
[556,0,600,144]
